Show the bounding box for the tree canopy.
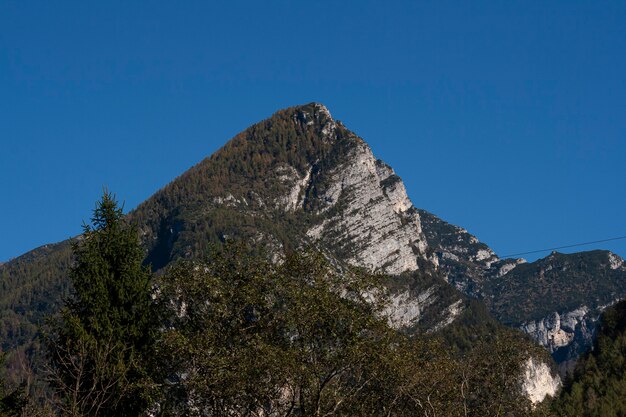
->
[153,244,539,417]
[45,192,157,417]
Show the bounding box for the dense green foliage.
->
[550,298,626,416]
[153,244,540,416]
[44,193,157,417]
[155,246,392,416]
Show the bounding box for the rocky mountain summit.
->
[3,103,626,403]
[132,103,433,277]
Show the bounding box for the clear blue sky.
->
[1,1,625,262]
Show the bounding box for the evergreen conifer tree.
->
[46,191,156,417]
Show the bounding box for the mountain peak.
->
[285,102,337,139]
[291,102,333,118]
[128,102,433,275]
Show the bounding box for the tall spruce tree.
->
[46,192,156,417]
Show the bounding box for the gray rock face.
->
[609,252,625,270]
[520,308,594,354]
[384,288,437,329]
[274,164,312,212]
[305,139,428,276]
[521,357,561,405]
[429,299,464,333]
[519,299,626,368]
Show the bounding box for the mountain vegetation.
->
[129,104,344,270]
[0,242,72,387]
[0,242,71,351]
[44,192,158,417]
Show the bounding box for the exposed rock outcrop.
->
[305,144,428,275]
[521,357,561,405]
[384,288,436,329]
[520,308,592,353]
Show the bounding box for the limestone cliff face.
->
[520,308,594,355]
[304,139,429,276]
[220,103,433,277]
[518,299,626,370]
[384,288,437,329]
[258,105,460,331]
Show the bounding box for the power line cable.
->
[501,235,626,258]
